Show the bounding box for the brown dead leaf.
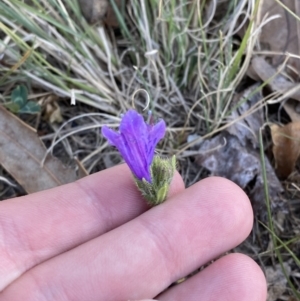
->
[259,0,300,75]
[40,94,63,124]
[78,0,124,26]
[197,133,260,188]
[196,132,282,212]
[78,0,108,24]
[104,0,125,27]
[0,106,77,193]
[45,102,63,124]
[251,57,300,121]
[251,57,300,99]
[266,262,291,301]
[196,84,282,213]
[271,122,300,178]
[227,83,264,147]
[281,99,300,122]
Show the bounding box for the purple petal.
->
[118,110,151,180]
[118,133,151,181]
[101,126,120,146]
[148,119,166,145]
[102,125,146,179]
[102,110,166,182]
[120,110,147,139]
[147,119,166,165]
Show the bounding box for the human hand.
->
[0,165,266,301]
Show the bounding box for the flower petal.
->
[119,110,151,181]
[148,119,166,145]
[101,110,166,183]
[147,119,166,165]
[120,110,147,138]
[101,126,120,146]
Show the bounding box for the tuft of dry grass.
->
[0,0,260,181]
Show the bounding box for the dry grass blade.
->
[74,157,89,178]
[251,57,300,99]
[0,106,77,193]
[258,0,300,74]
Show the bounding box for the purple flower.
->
[102,110,166,182]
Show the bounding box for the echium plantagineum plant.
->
[102,109,176,205]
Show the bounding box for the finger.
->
[1,177,253,301]
[0,164,184,291]
[158,253,267,301]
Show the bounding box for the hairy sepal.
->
[135,155,176,206]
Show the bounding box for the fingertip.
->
[195,176,254,239]
[159,253,267,301]
[164,176,254,257]
[168,171,185,198]
[223,253,267,301]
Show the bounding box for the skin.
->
[0,164,267,301]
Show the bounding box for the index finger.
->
[0,164,184,291]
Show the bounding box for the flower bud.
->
[135,155,176,205]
